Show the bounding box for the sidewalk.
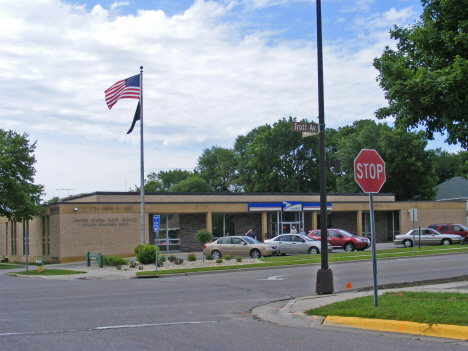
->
[252,281,468,342]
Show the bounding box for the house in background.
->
[435,177,468,201]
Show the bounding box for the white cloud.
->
[0,0,428,200]
[110,1,129,10]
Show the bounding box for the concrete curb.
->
[323,315,468,341]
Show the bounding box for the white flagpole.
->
[139,66,145,244]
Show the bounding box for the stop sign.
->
[354,149,386,193]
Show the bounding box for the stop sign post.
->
[354,149,386,307]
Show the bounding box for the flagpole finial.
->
[140,66,143,70]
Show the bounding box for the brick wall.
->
[235,213,262,238]
[332,212,358,235]
[180,214,206,252]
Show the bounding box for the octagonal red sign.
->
[354,149,386,193]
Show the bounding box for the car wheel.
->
[442,239,452,246]
[309,247,319,254]
[211,250,221,259]
[250,249,261,259]
[403,240,413,248]
[344,243,355,252]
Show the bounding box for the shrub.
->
[167,255,178,263]
[134,243,162,264]
[195,230,213,245]
[236,256,242,262]
[159,255,166,262]
[134,243,144,256]
[187,253,197,261]
[224,255,231,261]
[103,255,128,267]
[206,254,213,260]
[216,258,223,264]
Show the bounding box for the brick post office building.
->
[1,191,467,263]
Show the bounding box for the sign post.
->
[354,149,386,307]
[153,215,160,271]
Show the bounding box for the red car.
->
[428,224,468,243]
[308,229,371,252]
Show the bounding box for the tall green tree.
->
[334,120,438,200]
[0,129,43,221]
[196,146,238,192]
[234,117,321,193]
[433,149,468,183]
[130,169,191,192]
[374,0,468,148]
[170,175,214,192]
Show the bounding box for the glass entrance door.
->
[280,212,303,234]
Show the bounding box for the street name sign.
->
[291,122,319,134]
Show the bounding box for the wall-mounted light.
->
[74,208,78,212]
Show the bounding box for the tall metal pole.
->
[315,0,333,294]
[25,222,29,272]
[140,66,145,244]
[369,193,378,306]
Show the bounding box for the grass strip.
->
[305,291,468,326]
[9,269,86,276]
[138,245,468,275]
[0,264,23,270]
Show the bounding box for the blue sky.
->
[1,0,459,200]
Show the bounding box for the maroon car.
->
[428,224,468,243]
[308,229,371,252]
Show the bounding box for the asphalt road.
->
[1,252,468,351]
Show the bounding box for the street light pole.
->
[315,0,333,294]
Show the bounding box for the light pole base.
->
[316,269,334,294]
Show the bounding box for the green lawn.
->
[136,245,468,276]
[0,263,23,270]
[305,291,468,326]
[9,269,86,276]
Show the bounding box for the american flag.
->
[105,74,140,109]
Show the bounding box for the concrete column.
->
[312,211,318,230]
[261,212,267,241]
[357,209,362,237]
[206,212,212,233]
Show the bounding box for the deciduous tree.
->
[374,0,468,148]
[0,129,43,221]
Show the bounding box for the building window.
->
[150,214,180,252]
[42,216,49,256]
[386,211,400,241]
[316,213,332,231]
[212,213,235,238]
[11,222,17,256]
[362,212,371,238]
[22,221,29,256]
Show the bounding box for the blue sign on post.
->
[153,215,160,232]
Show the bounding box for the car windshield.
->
[243,236,259,244]
[336,230,354,237]
[459,224,468,230]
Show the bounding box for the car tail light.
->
[204,244,206,249]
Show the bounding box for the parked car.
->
[393,228,463,247]
[203,236,277,259]
[428,224,468,243]
[308,229,371,252]
[264,234,332,255]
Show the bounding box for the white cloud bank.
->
[0,0,428,199]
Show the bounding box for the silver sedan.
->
[394,228,463,247]
[264,234,333,255]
